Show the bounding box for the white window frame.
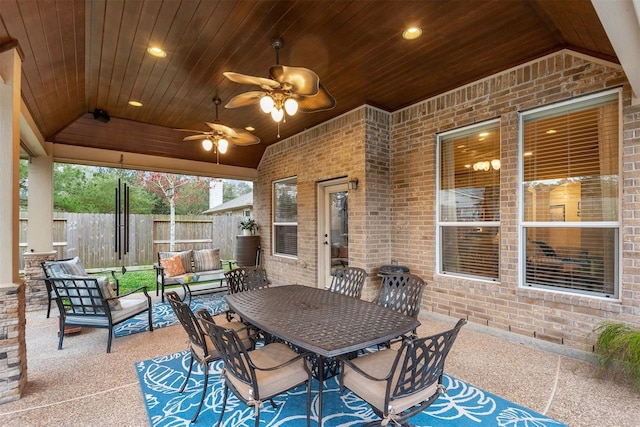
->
[436,119,501,282]
[272,176,298,258]
[518,89,622,298]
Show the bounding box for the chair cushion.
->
[160,254,187,277]
[192,320,252,361]
[110,298,149,323]
[193,248,221,272]
[343,348,438,415]
[226,343,307,401]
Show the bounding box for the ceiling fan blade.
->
[175,128,209,133]
[297,83,336,112]
[206,122,240,139]
[223,72,280,90]
[225,91,265,109]
[269,65,320,96]
[230,129,261,145]
[182,134,208,141]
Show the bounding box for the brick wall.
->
[256,50,640,354]
[391,50,639,352]
[256,109,370,287]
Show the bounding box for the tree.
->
[53,164,158,213]
[223,180,253,203]
[135,172,210,250]
[19,159,28,209]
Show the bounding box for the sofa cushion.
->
[160,254,186,277]
[193,248,221,272]
[159,250,192,274]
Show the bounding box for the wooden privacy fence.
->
[19,213,246,270]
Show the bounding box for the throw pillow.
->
[193,248,221,272]
[60,257,88,276]
[159,250,192,274]
[161,254,186,277]
[43,257,87,277]
[96,276,122,311]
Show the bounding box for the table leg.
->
[316,354,324,427]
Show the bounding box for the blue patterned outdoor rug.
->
[114,294,227,337]
[136,350,567,427]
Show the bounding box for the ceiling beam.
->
[52,144,258,181]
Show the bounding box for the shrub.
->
[593,322,640,390]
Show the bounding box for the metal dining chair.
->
[328,266,367,298]
[165,291,255,423]
[374,273,426,319]
[199,313,313,427]
[224,266,270,322]
[338,318,466,426]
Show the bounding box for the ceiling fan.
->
[223,38,336,130]
[176,97,260,156]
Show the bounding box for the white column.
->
[26,154,54,253]
[0,46,21,284]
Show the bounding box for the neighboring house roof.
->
[203,192,253,215]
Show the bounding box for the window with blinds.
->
[273,177,298,257]
[437,120,500,280]
[520,90,620,297]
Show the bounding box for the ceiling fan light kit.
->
[176,97,259,158]
[224,37,335,132]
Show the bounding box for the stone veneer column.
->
[23,251,56,312]
[0,43,26,403]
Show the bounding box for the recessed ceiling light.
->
[479,132,489,137]
[402,27,422,40]
[147,46,167,58]
[524,151,533,157]
[465,164,471,168]
[128,100,143,107]
[245,126,255,132]
[546,129,557,134]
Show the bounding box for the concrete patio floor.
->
[1,297,639,426]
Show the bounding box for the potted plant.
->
[239,218,259,236]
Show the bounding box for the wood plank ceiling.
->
[0,0,616,170]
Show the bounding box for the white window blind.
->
[520,90,619,297]
[273,177,298,257]
[438,120,500,280]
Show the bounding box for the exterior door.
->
[318,180,349,288]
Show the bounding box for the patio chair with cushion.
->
[45,275,152,353]
[338,318,467,427]
[374,273,426,346]
[374,273,426,319]
[41,257,120,318]
[224,266,271,322]
[165,291,255,423]
[199,314,313,427]
[328,266,367,298]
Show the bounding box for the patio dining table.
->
[225,284,420,426]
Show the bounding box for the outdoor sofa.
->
[154,248,225,301]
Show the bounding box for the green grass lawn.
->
[114,268,157,295]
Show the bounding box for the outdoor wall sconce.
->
[348,178,359,190]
